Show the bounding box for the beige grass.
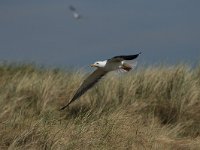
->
[0,63,200,150]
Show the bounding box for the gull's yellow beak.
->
[90,64,96,67]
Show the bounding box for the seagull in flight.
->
[69,5,82,20]
[60,52,141,110]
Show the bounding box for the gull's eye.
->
[96,63,99,64]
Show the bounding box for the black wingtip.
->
[59,107,66,111]
[134,52,142,58]
[59,107,65,111]
[59,103,70,111]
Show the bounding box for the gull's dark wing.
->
[109,52,142,62]
[69,5,76,11]
[60,69,107,110]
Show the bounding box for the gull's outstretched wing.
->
[60,69,107,110]
[109,52,142,62]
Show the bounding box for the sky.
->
[0,0,200,68]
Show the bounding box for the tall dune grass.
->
[0,63,200,149]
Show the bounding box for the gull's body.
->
[60,53,141,110]
[104,60,122,71]
[73,12,81,19]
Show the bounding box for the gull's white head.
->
[91,61,106,68]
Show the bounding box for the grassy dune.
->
[0,63,200,150]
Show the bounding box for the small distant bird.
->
[60,52,141,110]
[69,5,82,20]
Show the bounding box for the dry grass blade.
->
[0,63,200,149]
